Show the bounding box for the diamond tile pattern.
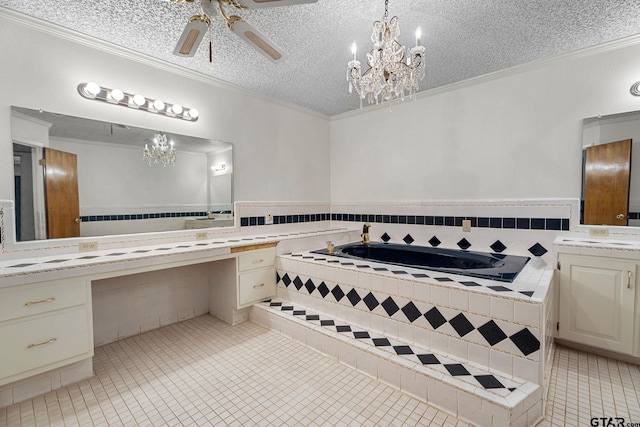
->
[401,302,422,323]
[380,232,391,242]
[276,272,541,358]
[403,234,415,244]
[363,292,380,311]
[347,288,361,306]
[381,297,400,316]
[331,285,345,301]
[428,236,441,247]
[448,313,475,337]
[305,279,316,294]
[317,282,330,297]
[490,240,508,253]
[263,300,523,394]
[477,320,508,346]
[528,242,548,257]
[424,307,447,329]
[510,328,541,356]
[456,238,471,250]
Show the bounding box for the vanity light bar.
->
[77,82,199,122]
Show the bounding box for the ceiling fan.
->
[169,0,318,62]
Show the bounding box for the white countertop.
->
[554,236,640,260]
[0,228,351,289]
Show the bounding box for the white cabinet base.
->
[558,254,636,356]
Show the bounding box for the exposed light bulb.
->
[415,26,422,46]
[351,42,357,60]
[85,82,101,97]
[153,99,165,111]
[171,104,183,115]
[110,88,125,102]
[186,108,199,119]
[132,94,146,106]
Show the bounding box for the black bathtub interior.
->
[311,242,530,283]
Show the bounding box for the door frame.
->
[12,138,46,240]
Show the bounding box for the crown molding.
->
[0,7,329,120]
[332,33,640,122]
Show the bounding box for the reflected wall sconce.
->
[211,163,227,172]
[630,81,640,96]
[78,82,199,122]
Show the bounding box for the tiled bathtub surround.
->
[277,255,552,379]
[263,250,555,425]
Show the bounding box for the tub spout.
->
[326,241,335,255]
[361,222,371,244]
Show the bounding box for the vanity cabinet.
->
[236,246,277,308]
[0,278,93,386]
[209,243,277,325]
[558,254,637,355]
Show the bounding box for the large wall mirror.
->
[582,110,640,227]
[11,106,233,242]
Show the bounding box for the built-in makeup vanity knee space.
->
[0,240,277,408]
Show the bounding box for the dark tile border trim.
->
[80,211,209,222]
[241,213,331,227]
[331,213,569,231]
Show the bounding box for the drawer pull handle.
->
[628,271,633,289]
[252,259,264,264]
[253,283,265,289]
[24,297,56,307]
[27,338,57,349]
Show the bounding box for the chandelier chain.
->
[384,0,388,18]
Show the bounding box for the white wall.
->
[0,12,331,208]
[330,39,640,203]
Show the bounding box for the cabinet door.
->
[558,254,636,355]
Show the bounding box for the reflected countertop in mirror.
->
[11,106,233,242]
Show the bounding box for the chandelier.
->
[347,0,425,107]
[143,133,176,167]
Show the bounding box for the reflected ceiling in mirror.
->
[581,110,640,226]
[11,106,233,242]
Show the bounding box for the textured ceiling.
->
[2,0,640,116]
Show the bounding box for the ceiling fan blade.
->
[235,0,317,9]
[229,18,286,62]
[173,14,210,57]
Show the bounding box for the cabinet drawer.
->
[0,307,92,382]
[0,279,88,322]
[238,248,276,272]
[238,268,276,307]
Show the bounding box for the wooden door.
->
[43,148,80,239]
[584,139,632,225]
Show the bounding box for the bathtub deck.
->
[287,251,551,301]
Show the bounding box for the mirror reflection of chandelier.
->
[143,133,176,167]
[347,0,425,107]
